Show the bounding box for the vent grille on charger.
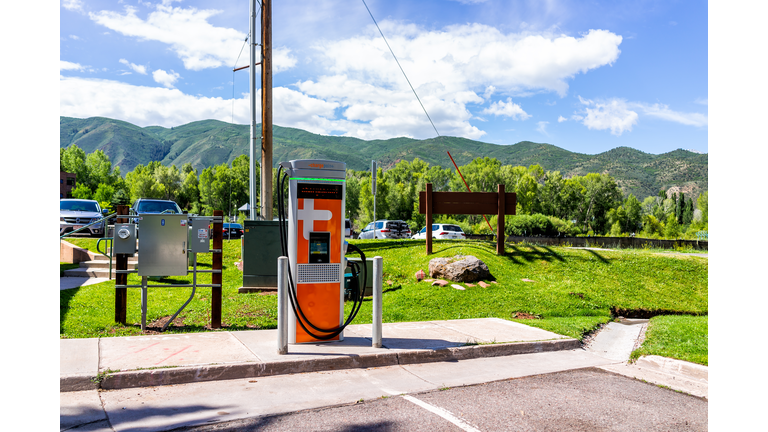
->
[297,264,341,284]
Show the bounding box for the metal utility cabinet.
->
[241,220,284,290]
[138,214,188,277]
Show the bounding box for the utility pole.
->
[261,0,273,221]
[248,0,258,220]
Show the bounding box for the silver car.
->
[358,220,411,239]
[60,199,106,236]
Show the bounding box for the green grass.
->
[60,263,80,276]
[630,315,708,365]
[61,238,708,365]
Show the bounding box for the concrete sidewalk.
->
[61,318,579,392]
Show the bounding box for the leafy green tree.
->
[664,213,681,238]
[696,191,708,224]
[624,194,642,233]
[93,184,115,209]
[641,214,664,238]
[84,150,119,191]
[60,145,88,186]
[178,165,200,211]
[682,197,694,225]
[571,173,622,234]
[450,157,502,193]
[71,183,92,199]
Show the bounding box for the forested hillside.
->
[60,116,707,200]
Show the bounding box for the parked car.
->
[412,224,466,240]
[223,223,244,239]
[60,199,107,236]
[345,219,352,238]
[130,198,184,234]
[358,220,411,239]
[131,198,183,216]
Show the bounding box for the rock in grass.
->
[521,278,536,283]
[431,279,449,287]
[428,255,491,283]
[415,269,426,282]
[478,281,490,288]
[451,284,465,290]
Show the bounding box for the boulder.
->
[428,255,491,283]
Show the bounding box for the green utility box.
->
[345,257,373,297]
[240,220,284,292]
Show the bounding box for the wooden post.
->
[425,183,433,255]
[114,205,128,325]
[212,210,223,328]
[497,184,505,255]
[261,0,273,221]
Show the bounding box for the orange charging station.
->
[283,160,347,343]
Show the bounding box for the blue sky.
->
[60,0,708,155]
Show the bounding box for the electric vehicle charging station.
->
[276,159,370,345]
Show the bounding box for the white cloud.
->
[481,98,531,120]
[536,121,549,135]
[60,76,343,135]
[60,60,85,71]
[89,4,297,72]
[69,35,81,40]
[578,96,638,135]
[62,0,84,12]
[152,69,180,88]
[557,115,567,122]
[319,23,621,98]
[695,98,708,105]
[573,97,707,135]
[119,59,147,75]
[633,102,708,127]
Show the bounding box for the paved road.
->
[175,368,707,432]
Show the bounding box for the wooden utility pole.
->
[261,0,273,220]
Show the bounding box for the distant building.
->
[60,171,76,198]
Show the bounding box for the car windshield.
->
[446,225,461,232]
[61,201,99,212]
[136,201,179,213]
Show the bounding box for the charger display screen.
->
[309,232,331,263]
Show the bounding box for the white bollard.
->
[372,256,383,348]
[277,256,288,355]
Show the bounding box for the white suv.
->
[412,224,466,240]
[358,220,411,239]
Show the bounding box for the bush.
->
[505,213,556,236]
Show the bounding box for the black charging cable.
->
[277,166,367,340]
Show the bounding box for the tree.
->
[682,197,694,225]
[624,194,642,233]
[60,145,88,186]
[71,183,92,199]
[664,214,681,238]
[93,184,115,209]
[696,191,708,224]
[571,173,622,234]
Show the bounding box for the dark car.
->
[223,223,244,239]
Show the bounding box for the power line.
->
[361,0,441,138]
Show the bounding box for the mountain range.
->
[60,116,708,200]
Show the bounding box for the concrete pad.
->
[231,329,399,363]
[60,276,109,290]
[347,321,476,349]
[98,365,434,432]
[60,390,111,432]
[598,355,708,399]
[431,318,569,343]
[61,338,99,391]
[585,319,647,362]
[98,332,258,372]
[401,349,618,389]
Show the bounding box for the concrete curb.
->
[62,338,580,392]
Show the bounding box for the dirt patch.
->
[610,307,707,319]
[511,312,541,320]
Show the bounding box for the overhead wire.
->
[231,3,262,124]
[360,0,441,138]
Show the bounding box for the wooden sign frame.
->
[418,183,516,255]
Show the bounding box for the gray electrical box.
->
[138,214,188,277]
[113,223,137,256]
[188,219,211,254]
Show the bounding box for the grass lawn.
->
[631,315,708,365]
[61,238,708,364]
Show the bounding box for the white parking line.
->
[402,395,482,432]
